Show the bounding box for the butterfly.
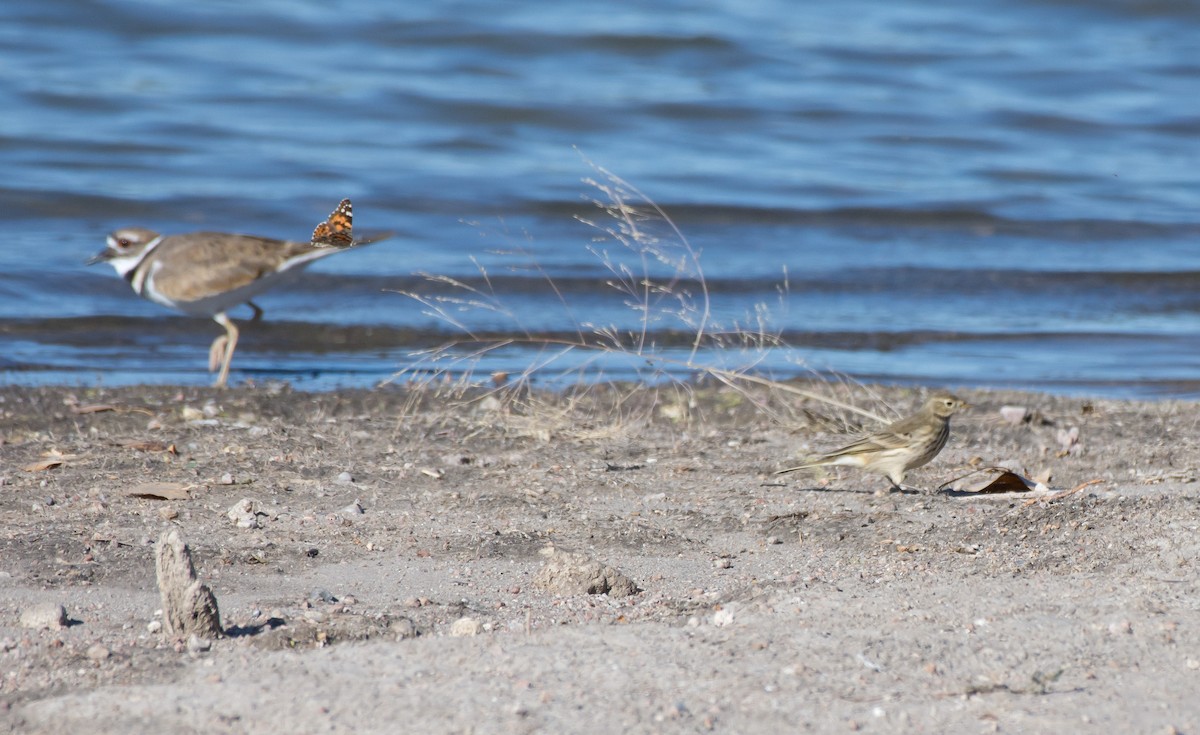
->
[311,198,354,248]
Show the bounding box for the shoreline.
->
[2,382,1198,733]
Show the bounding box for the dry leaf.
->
[965,470,1036,494]
[23,460,63,472]
[942,467,1042,496]
[125,482,190,501]
[71,404,117,415]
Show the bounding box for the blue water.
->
[2,0,1200,396]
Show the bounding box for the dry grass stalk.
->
[387,160,889,436]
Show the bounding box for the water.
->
[3,0,1199,397]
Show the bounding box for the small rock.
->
[310,589,338,604]
[301,609,329,624]
[712,608,735,627]
[1057,426,1082,454]
[186,634,212,654]
[393,617,419,640]
[403,597,422,608]
[226,498,264,529]
[20,603,67,629]
[86,644,110,661]
[450,617,481,637]
[336,471,354,485]
[713,558,732,569]
[218,473,235,486]
[999,405,1028,425]
[180,406,204,421]
[158,507,179,521]
[532,548,639,597]
[147,620,162,634]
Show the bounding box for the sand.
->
[1,382,1198,734]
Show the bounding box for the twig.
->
[1021,478,1105,507]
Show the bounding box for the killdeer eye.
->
[116,238,131,249]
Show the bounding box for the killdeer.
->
[88,199,378,387]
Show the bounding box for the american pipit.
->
[776,392,967,491]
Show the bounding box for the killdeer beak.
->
[85,249,113,266]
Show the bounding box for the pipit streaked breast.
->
[776,392,967,491]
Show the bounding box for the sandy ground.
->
[1,381,1198,734]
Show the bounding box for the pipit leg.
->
[211,313,239,388]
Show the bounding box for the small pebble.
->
[226,498,263,529]
[393,618,418,640]
[20,603,67,629]
[450,617,482,637]
[310,589,338,604]
[86,644,110,661]
[302,610,329,624]
[999,405,1028,424]
[713,558,732,569]
[336,471,354,484]
[147,620,162,634]
[186,635,212,654]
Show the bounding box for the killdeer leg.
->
[208,335,229,374]
[212,312,239,388]
[247,301,264,323]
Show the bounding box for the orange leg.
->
[208,335,227,374]
[211,313,239,388]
